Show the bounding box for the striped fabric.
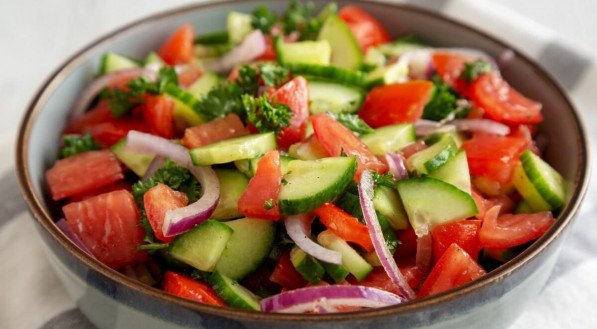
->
[1,0,595,328]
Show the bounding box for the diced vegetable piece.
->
[407,134,458,174]
[318,15,362,70]
[308,79,365,114]
[276,39,332,66]
[158,23,195,65]
[373,185,409,230]
[100,52,139,75]
[514,150,566,211]
[110,138,154,177]
[479,206,555,249]
[429,150,472,194]
[143,95,175,139]
[268,76,310,149]
[209,271,261,311]
[338,5,391,52]
[162,271,224,306]
[144,183,189,243]
[361,123,415,156]
[227,11,253,44]
[313,202,374,252]
[317,230,373,281]
[210,169,248,220]
[189,132,277,166]
[237,150,282,220]
[169,220,233,271]
[431,219,481,264]
[270,251,307,290]
[290,247,326,284]
[283,63,368,87]
[182,114,249,149]
[187,72,220,99]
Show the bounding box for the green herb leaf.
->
[372,172,396,189]
[422,76,462,121]
[243,94,292,133]
[282,0,333,40]
[195,83,245,121]
[461,60,490,83]
[236,65,260,96]
[264,199,275,210]
[251,6,279,33]
[59,133,100,158]
[328,113,374,136]
[258,63,289,87]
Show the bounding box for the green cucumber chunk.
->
[143,51,165,67]
[278,157,357,215]
[317,230,372,281]
[169,220,233,271]
[214,218,275,280]
[322,262,350,283]
[190,133,277,166]
[429,150,472,194]
[363,47,386,69]
[407,134,458,174]
[209,271,261,311]
[290,247,325,284]
[187,72,220,99]
[276,39,332,66]
[317,15,362,70]
[227,12,254,44]
[361,123,416,156]
[193,44,231,58]
[234,155,294,177]
[396,177,478,235]
[100,52,139,75]
[366,61,409,88]
[514,200,533,214]
[517,150,566,211]
[110,138,154,177]
[283,63,368,87]
[163,84,204,129]
[373,186,409,230]
[308,79,365,114]
[210,169,248,220]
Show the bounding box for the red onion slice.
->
[450,119,510,136]
[260,285,404,313]
[207,30,266,73]
[56,218,92,256]
[124,131,220,237]
[358,171,415,300]
[384,153,408,180]
[142,156,165,182]
[414,119,455,136]
[285,215,342,265]
[71,67,157,118]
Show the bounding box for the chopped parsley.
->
[59,133,100,158]
[243,94,292,133]
[283,0,335,40]
[372,172,396,189]
[258,63,289,87]
[263,199,275,210]
[251,6,279,33]
[236,65,260,96]
[328,113,374,136]
[461,60,491,83]
[195,82,245,121]
[422,77,469,121]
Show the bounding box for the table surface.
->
[1,1,596,328]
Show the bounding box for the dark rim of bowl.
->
[15,0,590,323]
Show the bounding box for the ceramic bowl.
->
[15,1,590,328]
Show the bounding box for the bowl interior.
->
[18,0,588,322]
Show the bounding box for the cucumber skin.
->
[290,247,325,284]
[283,63,368,88]
[208,271,261,311]
[189,133,277,166]
[520,150,566,210]
[278,157,357,215]
[322,262,350,283]
[317,15,363,70]
[210,169,248,220]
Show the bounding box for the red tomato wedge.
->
[63,100,114,134]
[46,150,124,201]
[268,77,310,149]
[63,189,146,269]
[311,113,387,176]
[181,114,249,148]
[270,251,307,290]
[312,202,374,252]
[418,243,486,298]
[431,52,473,95]
[462,133,527,185]
[176,65,202,88]
[162,271,224,306]
[143,95,175,139]
[258,35,278,61]
[471,73,543,125]
[431,219,482,264]
[479,206,555,249]
[338,5,391,52]
[158,24,194,65]
[359,81,434,128]
[68,181,132,203]
[393,226,418,261]
[237,150,282,220]
[85,119,149,147]
[348,266,422,295]
[144,183,189,243]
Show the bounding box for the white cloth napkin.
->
[1,1,595,328]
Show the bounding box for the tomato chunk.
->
[237,150,282,220]
[269,77,310,149]
[479,206,555,249]
[143,95,175,139]
[338,5,391,52]
[162,271,224,306]
[270,251,307,290]
[158,23,195,65]
[431,52,474,95]
[86,119,149,147]
[46,150,124,200]
[68,181,132,203]
[63,100,114,134]
[63,189,146,269]
[431,219,482,264]
[471,73,543,125]
[313,202,374,252]
[348,266,422,295]
[144,183,189,243]
[181,114,249,148]
[418,243,486,298]
[311,113,387,176]
[359,81,434,128]
[462,133,527,185]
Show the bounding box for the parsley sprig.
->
[242,94,292,133]
[59,133,100,158]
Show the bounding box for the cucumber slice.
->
[227,12,254,45]
[317,230,372,281]
[364,47,386,69]
[425,131,465,148]
[396,177,478,235]
[284,63,368,87]
[99,52,140,75]
[234,155,294,177]
[209,271,261,311]
[210,169,248,220]
[512,163,551,211]
[366,61,409,88]
[318,15,362,70]
[163,84,204,129]
[290,247,325,284]
[169,220,233,271]
[187,72,220,99]
[361,123,416,156]
[322,262,350,283]
[278,157,357,215]
[287,138,328,160]
[514,200,533,214]
[214,217,275,280]
[308,79,365,114]
[373,186,409,230]
[193,44,231,58]
[143,51,165,67]
[276,39,332,66]
[407,134,458,174]
[189,133,277,166]
[337,192,363,220]
[429,150,472,194]
[109,138,154,177]
[518,150,566,210]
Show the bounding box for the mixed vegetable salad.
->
[46,1,568,313]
